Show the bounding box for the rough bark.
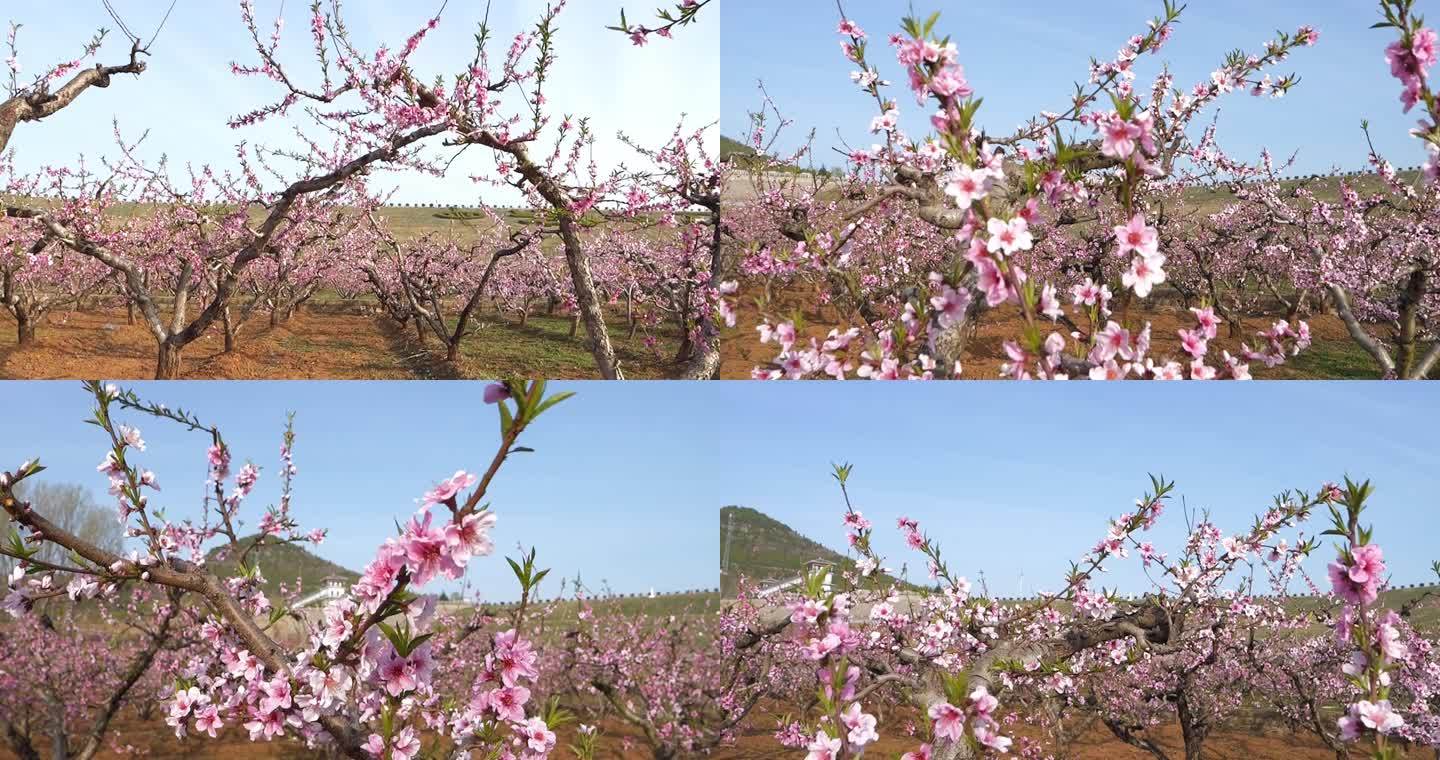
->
[0,721,41,760]
[155,340,183,380]
[473,132,621,378]
[0,45,147,154]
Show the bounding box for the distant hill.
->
[720,135,757,162]
[720,134,836,177]
[720,505,854,597]
[204,534,359,600]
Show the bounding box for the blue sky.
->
[722,0,1430,176]
[3,381,1438,601]
[4,0,718,205]
[0,381,720,602]
[708,382,1440,597]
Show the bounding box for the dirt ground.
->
[715,704,1365,759]
[0,301,682,380]
[0,713,656,760]
[721,279,1383,380]
[0,709,1365,760]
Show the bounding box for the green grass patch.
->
[1255,338,1440,380]
[456,312,682,379]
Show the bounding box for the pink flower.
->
[97,451,123,476]
[930,285,971,329]
[1378,623,1409,661]
[1039,284,1063,321]
[789,599,826,626]
[400,510,463,586]
[902,744,933,760]
[1114,214,1159,258]
[1190,307,1221,340]
[1093,321,1133,363]
[242,706,285,741]
[968,686,998,716]
[986,217,1033,255]
[1414,28,1438,69]
[971,715,1012,752]
[974,257,1012,307]
[1122,254,1166,298]
[1354,699,1405,734]
[927,702,965,742]
[521,717,556,754]
[207,444,231,480]
[194,705,223,738]
[842,702,879,746]
[258,675,293,714]
[1101,115,1143,159]
[942,166,991,209]
[482,383,509,404]
[444,510,496,563]
[378,648,419,696]
[1348,543,1385,585]
[1337,712,1362,742]
[1329,543,1387,607]
[805,732,842,760]
[929,66,972,99]
[488,629,539,687]
[1328,560,1376,606]
[118,425,146,451]
[423,470,477,506]
[478,684,531,723]
[391,725,420,760]
[1178,328,1208,359]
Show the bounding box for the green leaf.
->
[532,391,574,418]
[498,401,514,436]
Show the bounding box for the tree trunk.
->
[568,313,580,338]
[1176,692,1208,760]
[674,320,694,363]
[557,217,621,378]
[155,341,183,380]
[1285,290,1308,322]
[1,722,41,760]
[445,341,460,363]
[48,700,69,760]
[15,313,34,345]
[1396,268,1426,378]
[222,307,236,353]
[626,290,636,337]
[126,300,135,325]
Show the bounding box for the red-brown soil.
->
[715,703,1365,759]
[0,301,680,380]
[721,279,1369,380]
[0,708,1364,759]
[0,714,654,760]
